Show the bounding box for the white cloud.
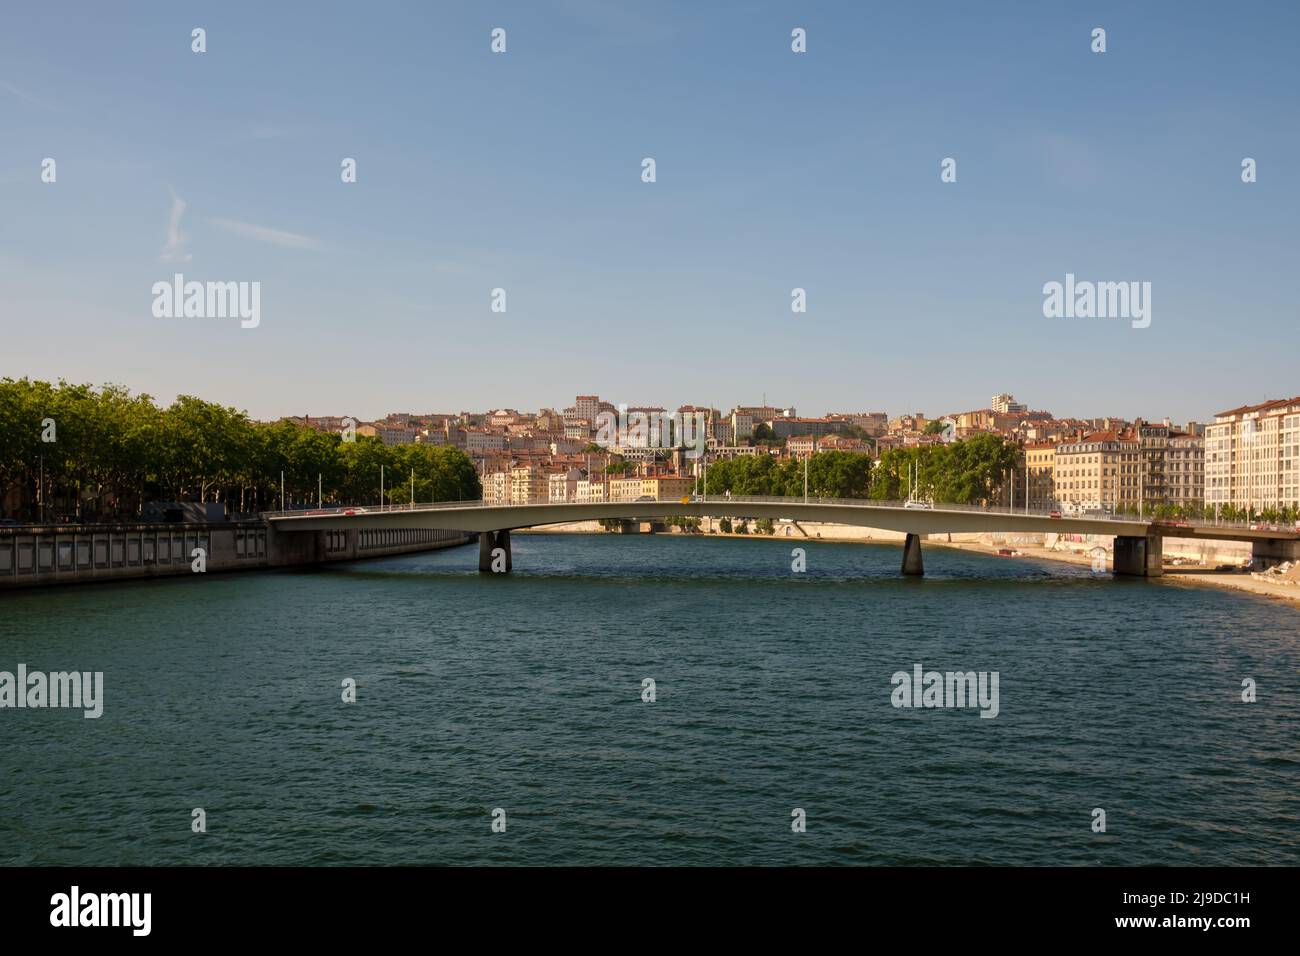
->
[0,79,56,111]
[160,188,192,262]
[210,218,325,251]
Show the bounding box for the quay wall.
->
[0,521,471,589]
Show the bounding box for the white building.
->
[1205,397,1300,511]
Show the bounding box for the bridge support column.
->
[901,533,924,576]
[1114,535,1162,577]
[1252,538,1300,569]
[478,530,513,573]
[497,530,512,572]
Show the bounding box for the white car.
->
[903,500,932,510]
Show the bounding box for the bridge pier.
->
[901,533,924,576]
[1252,537,1300,569]
[1113,534,1162,577]
[478,530,513,573]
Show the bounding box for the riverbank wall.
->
[0,521,472,589]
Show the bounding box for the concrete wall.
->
[0,522,471,589]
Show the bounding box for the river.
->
[1,533,1296,865]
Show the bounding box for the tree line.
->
[0,379,481,521]
[698,436,1019,505]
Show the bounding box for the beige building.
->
[510,465,548,505]
[482,471,510,506]
[1053,430,1140,513]
[1024,442,1056,511]
[607,477,648,502]
[640,476,694,500]
[575,478,607,503]
[547,468,584,503]
[1205,396,1300,511]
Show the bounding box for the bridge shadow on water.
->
[304,532,1140,595]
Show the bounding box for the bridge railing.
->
[263,495,1130,524]
[259,495,1292,533]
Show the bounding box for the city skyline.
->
[59,381,1288,431]
[3,1,1298,422]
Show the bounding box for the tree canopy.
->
[0,378,481,520]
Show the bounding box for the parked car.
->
[1049,510,1062,519]
[903,500,931,510]
[0,518,20,527]
[635,495,656,502]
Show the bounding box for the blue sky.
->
[1,1,1296,422]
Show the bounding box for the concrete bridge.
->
[264,496,1300,577]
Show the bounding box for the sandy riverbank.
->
[928,538,1300,608]
[519,521,1300,609]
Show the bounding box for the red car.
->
[1049,510,1062,519]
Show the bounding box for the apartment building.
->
[464,429,507,454]
[548,468,583,503]
[731,405,794,440]
[575,478,607,503]
[1053,430,1140,513]
[990,393,1027,415]
[608,476,645,502]
[1024,442,1057,511]
[1164,432,1204,508]
[639,475,694,500]
[949,408,1021,434]
[510,465,548,505]
[482,471,510,506]
[574,395,604,423]
[1135,419,1171,505]
[786,436,819,456]
[1205,396,1300,511]
[824,411,888,437]
[769,417,843,440]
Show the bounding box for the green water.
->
[1,533,1296,865]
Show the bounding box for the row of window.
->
[0,532,211,575]
[358,529,456,550]
[235,530,267,559]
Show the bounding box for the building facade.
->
[1205,397,1300,511]
[1024,442,1056,511]
[1053,431,1140,513]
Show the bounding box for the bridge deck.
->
[263,497,1299,543]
